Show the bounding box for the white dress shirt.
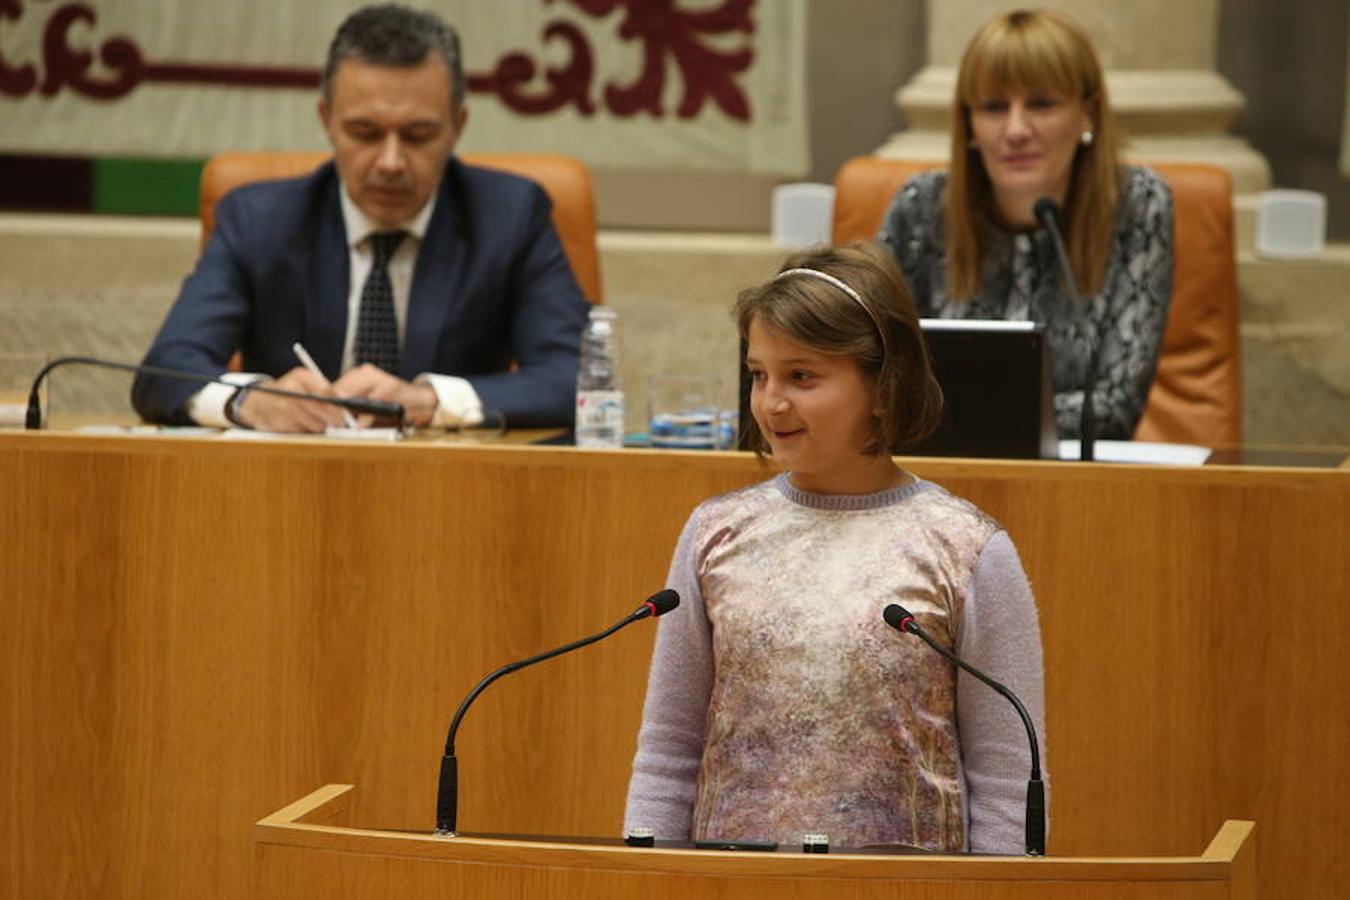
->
[187,187,484,428]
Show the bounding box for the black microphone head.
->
[882,603,913,631]
[1032,197,1060,228]
[645,589,680,617]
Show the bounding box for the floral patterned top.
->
[624,475,1048,853]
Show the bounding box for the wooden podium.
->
[255,785,1255,900]
[6,434,1342,899]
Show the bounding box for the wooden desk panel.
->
[252,786,1256,900]
[1,433,1344,900]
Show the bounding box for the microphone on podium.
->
[883,603,1046,856]
[1032,196,1099,462]
[434,589,680,836]
[22,355,404,429]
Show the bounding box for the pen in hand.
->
[291,342,359,429]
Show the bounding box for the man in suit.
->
[132,4,590,431]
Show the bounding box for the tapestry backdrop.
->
[0,0,808,175]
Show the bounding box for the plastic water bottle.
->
[575,307,624,448]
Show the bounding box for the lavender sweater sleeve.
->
[957,530,1050,853]
[623,508,712,839]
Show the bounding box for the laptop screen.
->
[912,320,1057,459]
[736,319,1057,460]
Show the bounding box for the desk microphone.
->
[882,603,1046,856]
[1033,197,1098,461]
[22,355,404,429]
[435,589,679,836]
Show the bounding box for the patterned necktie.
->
[354,230,405,374]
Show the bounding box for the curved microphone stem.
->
[1032,199,1098,462]
[24,355,404,429]
[435,594,674,836]
[885,605,1045,856]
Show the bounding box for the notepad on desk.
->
[1058,440,1211,466]
[220,426,402,441]
[66,424,403,441]
[0,402,26,427]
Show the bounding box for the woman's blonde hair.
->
[946,8,1120,300]
[733,242,944,456]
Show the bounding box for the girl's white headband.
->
[773,267,884,337]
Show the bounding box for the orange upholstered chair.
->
[831,156,1242,446]
[198,151,603,304]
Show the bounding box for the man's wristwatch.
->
[225,385,252,428]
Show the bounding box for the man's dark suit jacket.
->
[132,157,590,428]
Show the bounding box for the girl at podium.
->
[877,8,1174,440]
[624,243,1047,853]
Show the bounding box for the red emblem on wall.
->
[0,0,756,121]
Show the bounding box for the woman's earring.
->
[1080,130,1095,146]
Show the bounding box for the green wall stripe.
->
[93,158,205,216]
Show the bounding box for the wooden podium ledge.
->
[255,785,1256,898]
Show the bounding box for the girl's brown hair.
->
[946,8,1120,300]
[733,242,944,456]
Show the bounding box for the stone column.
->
[878,0,1271,237]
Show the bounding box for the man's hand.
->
[334,365,439,427]
[232,367,349,433]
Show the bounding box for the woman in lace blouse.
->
[877,9,1174,440]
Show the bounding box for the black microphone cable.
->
[435,589,680,836]
[23,355,404,429]
[1033,197,1100,462]
[883,602,1046,856]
